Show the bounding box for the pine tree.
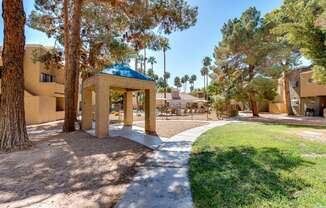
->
[0,0,31,151]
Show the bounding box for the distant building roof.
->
[100,64,153,81]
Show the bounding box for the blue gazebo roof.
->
[100,64,153,81]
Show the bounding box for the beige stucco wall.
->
[23,45,64,96]
[269,102,287,114]
[1,44,65,125]
[25,95,64,124]
[300,71,326,97]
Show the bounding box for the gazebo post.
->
[145,88,156,135]
[124,91,133,126]
[95,78,110,138]
[81,87,92,130]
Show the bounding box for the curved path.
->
[115,120,231,208]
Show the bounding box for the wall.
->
[300,71,326,97]
[269,102,287,114]
[25,95,64,124]
[0,44,65,124]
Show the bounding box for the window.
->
[40,73,54,82]
[293,81,299,88]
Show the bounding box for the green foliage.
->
[111,91,124,103]
[147,56,157,68]
[174,76,182,89]
[312,65,326,84]
[157,86,172,93]
[29,0,198,78]
[32,47,63,70]
[147,68,159,81]
[211,7,297,114]
[183,74,189,82]
[203,56,212,67]
[248,76,278,101]
[189,74,197,91]
[267,0,326,83]
[211,95,227,119]
[157,77,167,89]
[164,71,171,80]
[190,123,326,208]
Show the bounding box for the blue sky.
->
[0,0,285,88]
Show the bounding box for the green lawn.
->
[189,123,326,208]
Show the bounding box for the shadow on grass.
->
[189,146,314,208]
[259,122,326,130]
[234,116,326,129]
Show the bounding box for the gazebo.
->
[81,64,156,138]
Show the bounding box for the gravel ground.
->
[0,126,151,208]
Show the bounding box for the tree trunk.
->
[203,75,206,100]
[0,0,31,151]
[284,72,294,116]
[63,0,71,120]
[249,95,259,117]
[143,48,147,75]
[163,49,167,103]
[248,65,259,117]
[63,0,82,132]
[206,74,208,100]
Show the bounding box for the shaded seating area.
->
[82,64,156,138]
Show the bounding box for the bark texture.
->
[63,0,82,132]
[0,0,31,151]
[284,72,294,116]
[248,65,259,117]
[163,49,167,102]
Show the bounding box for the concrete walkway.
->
[115,121,231,208]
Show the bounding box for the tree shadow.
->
[234,116,326,128]
[0,131,151,208]
[190,146,314,208]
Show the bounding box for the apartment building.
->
[270,66,326,117]
[0,44,65,124]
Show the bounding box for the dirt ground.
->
[0,124,151,208]
[0,119,208,208]
[134,120,209,138]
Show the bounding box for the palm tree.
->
[160,38,170,101]
[147,56,157,71]
[189,74,197,92]
[201,56,212,100]
[137,54,144,73]
[201,67,208,98]
[181,75,189,92]
[174,76,182,91]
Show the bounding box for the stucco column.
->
[82,87,92,130]
[95,78,110,138]
[144,89,156,135]
[124,91,133,126]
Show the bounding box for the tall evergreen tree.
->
[214,7,293,117]
[0,0,31,151]
[267,0,326,83]
[29,0,198,130]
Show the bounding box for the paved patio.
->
[115,121,231,208]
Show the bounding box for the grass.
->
[189,123,326,208]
